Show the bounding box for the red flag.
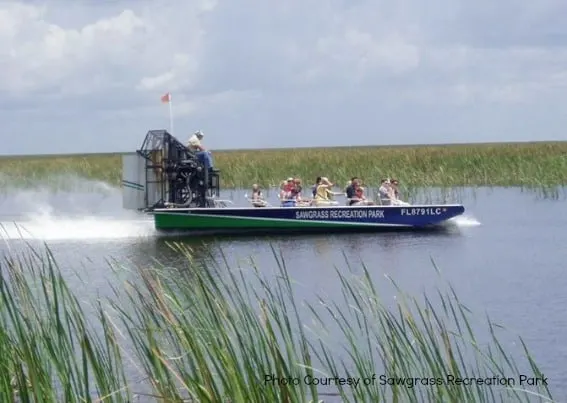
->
[161,92,171,103]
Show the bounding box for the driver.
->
[187,130,214,169]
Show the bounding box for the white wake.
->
[448,214,482,227]
[0,177,156,242]
[0,212,155,241]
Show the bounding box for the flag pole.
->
[161,92,174,134]
[168,93,174,134]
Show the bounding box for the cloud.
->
[0,1,212,97]
[1,0,567,154]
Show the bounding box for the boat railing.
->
[244,193,272,207]
[211,199,234,208]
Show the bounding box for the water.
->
[0,179,565,400]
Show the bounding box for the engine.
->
[160,155,215,209]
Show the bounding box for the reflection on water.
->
[134,229,463,273]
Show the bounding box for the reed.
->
[0,153,121,188]
[1,141,567,189]
[0,241,555,402]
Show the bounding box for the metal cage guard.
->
[137,129,220,210]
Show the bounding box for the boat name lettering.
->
[295,209,384,220]
[401,208,442,216]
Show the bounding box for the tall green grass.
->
[0,154,120,188]
[2,141,567,188]
[0,241,555,402]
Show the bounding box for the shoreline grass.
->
[1,141,567,189]
[0,241,556,402]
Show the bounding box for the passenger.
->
[289,178,304,206]
[313,177,341,206]
[284,177,294,193]
[312,177,322,197]
[251,184,267,207]
[312,178,319,198]
[378,178,392,205]
[389,179,410,206]
[280,178,297,207]
[252,184,262,199]
[390,179,400,199]
[279,180,290,203]
[345,177,358,206]
[280,178,295,206]
[187,130,214,170]
[352,179,374,206]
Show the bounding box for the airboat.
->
[121,130,465,235]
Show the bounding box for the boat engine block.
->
[164,157,212,208]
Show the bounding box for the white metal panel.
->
[121,153,146,209]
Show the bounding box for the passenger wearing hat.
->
[187,130,214,170]
[313,176,341,206]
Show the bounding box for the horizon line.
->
[1,139,565,159]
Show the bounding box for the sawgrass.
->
[218,141,567,189]
[1,141,567,189]
[0,153,121,187]
[0,241,555,402]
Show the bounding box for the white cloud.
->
[0,1,219,99]
[311,30,420,84]
[1,5,146,95]
[137,53,197,92]
[1,0,567,154]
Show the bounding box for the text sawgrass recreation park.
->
[1,141,567,188]
[294,207,445,220]
[0,241,555,402]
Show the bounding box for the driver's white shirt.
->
[187,134,201,151]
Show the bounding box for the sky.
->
[2,0,567,154]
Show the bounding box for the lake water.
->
[0,179,565,401]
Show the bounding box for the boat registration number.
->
[401,208,443,216]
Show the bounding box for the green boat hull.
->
[154,211,378,231]
[151,204,465,235]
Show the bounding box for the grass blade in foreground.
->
[0,241,557,402]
